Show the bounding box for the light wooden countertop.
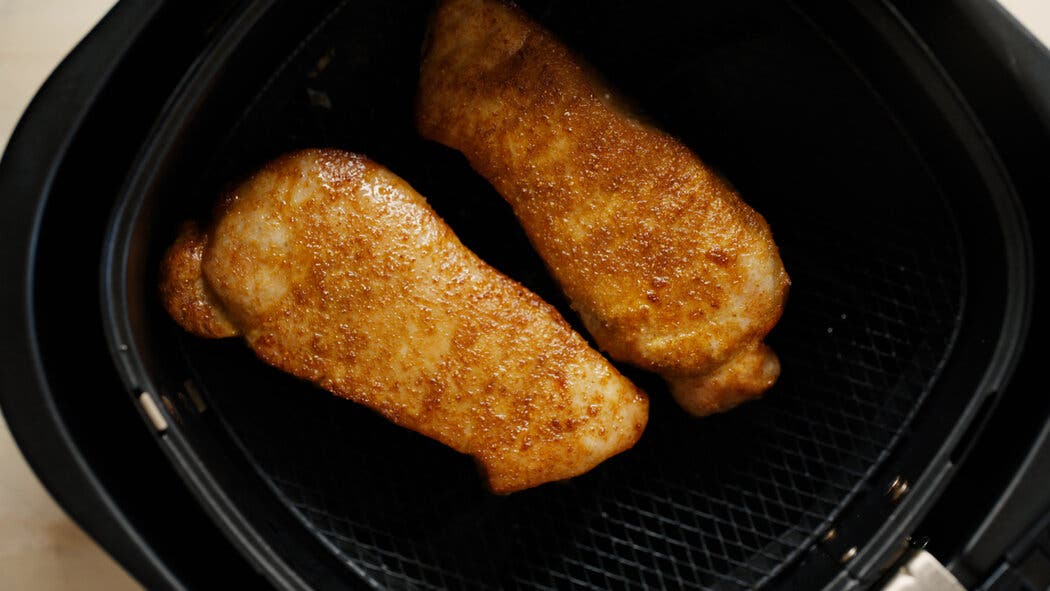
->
[0,1,1046,590]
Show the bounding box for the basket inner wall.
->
[160,1,965,588]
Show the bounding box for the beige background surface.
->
[1,1,1047,589]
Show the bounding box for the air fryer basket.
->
[102,0,1030,589]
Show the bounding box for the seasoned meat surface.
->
[417,0,790,415]
[160,149,648,492]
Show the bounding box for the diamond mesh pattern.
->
[188,154,962,591]
[180,0,965,588]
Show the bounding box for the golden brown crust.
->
[666,343,781,416]
[159,222,239,339]
[160,149,648,493]
[417,0,790,415]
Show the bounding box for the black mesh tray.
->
[99,0,1032,589]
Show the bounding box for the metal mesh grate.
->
[180,1,965,588]
[190,203,960,590]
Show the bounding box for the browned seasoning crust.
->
[159,222,239,339]
[159,149,648,493]
[416,0,790,416]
